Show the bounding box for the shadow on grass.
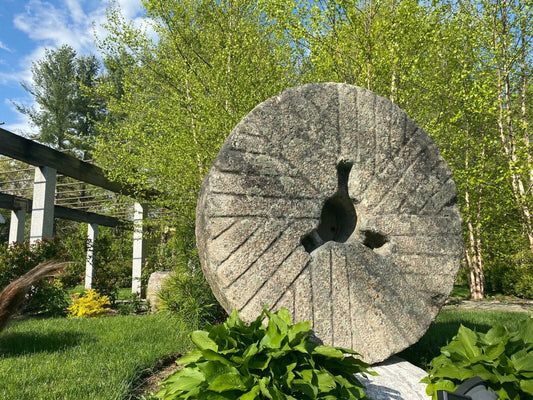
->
[0,331,89,357]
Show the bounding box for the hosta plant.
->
[422,319,533,400]
[67,289,110,318]
[156,307,375,399]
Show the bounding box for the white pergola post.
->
[132,202,146,295]
[85,223,99,290]
[30,166,56,243]
[9,209,26,245]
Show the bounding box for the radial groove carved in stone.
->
[196,83,462,363]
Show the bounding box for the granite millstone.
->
[196,83,462,363]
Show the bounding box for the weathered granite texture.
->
[357,356,431,399]
[146,271,171,312]
[196,83,462,363]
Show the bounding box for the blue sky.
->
[0,0,149,136]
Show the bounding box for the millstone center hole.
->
[317,195,357,243]
[301,195,357,253]
[301,161,357,253]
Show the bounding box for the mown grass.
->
[0,315,192,400]
[0,308,530,399]
[399,310,531,369]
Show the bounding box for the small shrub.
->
[485,251,533,298]
[0,239,70,316]
[0,239,65,288]
[67,289,110,318]
[117,293,148,315]
[422,319,533,400]
[156,307,375,400]
[24,279,69,317]
[92,259,130,304]
[158,266,226,328]
[60,224,132,298]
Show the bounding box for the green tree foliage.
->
[93,0,533,300]
[16,45,103,156]
[261,0,533,299]
[94,1,300,285]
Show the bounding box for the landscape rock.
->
[196,83,462,363]
[357,356,431,400]
[146,271,171,312]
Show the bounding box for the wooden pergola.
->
[0,127,155,295]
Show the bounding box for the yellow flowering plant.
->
[67,289,110,318]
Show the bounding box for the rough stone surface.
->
[196,83,462,363]
[146,271,171,312]
[357,356,431,399]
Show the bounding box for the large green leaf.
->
[207,372,247,393]
[516,319,533,345]
[455,325,482,359]
[197,360,239,382]
[520,379,533,394]
[178,349,204,365]
[312,345,344,359]
[288,321,311,344]
[237,385,261,400]
[160,368,206,393]
[316,371,336,393]
[484,342,506,360]
[291,378,318,398]
[243,343,259,361]
[432,363,473,381]
[276,308,292,326]
[225,309,241,329]
[483,325,508,346]
[510,349,533,372]
[200,349,234,366]
[247,353,272,370]
[191,330,218,352]
[260,322,284,349]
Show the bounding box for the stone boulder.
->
[358,356,431,400]
[196,83,462,363]
[146,271,171,312]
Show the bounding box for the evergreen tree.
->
[16,45,103,158]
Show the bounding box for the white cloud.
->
[13,0,95,53]
[0,70,25,86]
[117,0,144,20]
[6,0,153,134]
[13,0,152,55]
[65,0,86,24]
[0,40,12,52]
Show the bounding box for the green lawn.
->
[0,309,530,399]
[0,315,192,400]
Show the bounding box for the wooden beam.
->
[0,193,29,212]
[55,206,127,228]
[0,192,126,228]
[0,127,157,199]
